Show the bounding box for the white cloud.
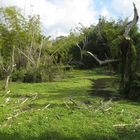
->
[2,0,140,38]
[100,7,110,17]
[0,0,97,38]
[111,0,140,21]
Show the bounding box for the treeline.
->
[0,6,140,100]
[0,7,66,87]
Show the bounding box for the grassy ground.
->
[0,69,140,140]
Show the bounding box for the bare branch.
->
[87,51,119,65]
[124,3,139,37]
[36,37,44,68]
[76,43,83,60]
[18,48,35,65]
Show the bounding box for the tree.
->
[86,3,139,99]
[0,7,25,89]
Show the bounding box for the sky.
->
[0,0,140,38]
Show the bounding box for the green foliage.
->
[124,73,140,100]
[0,6,69,84]
[12,69,25,82]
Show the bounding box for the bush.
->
[11,64,69,83]
[12,69,25,82]
[23,70,42,83]
[124,73,140,101]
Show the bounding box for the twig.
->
[18,48,35,65]
[104,107,112,112]
[42,104,50,111]
[95,99,113,112]
[64,101,70,109]
[56,114,61,120]
[113,124,133,127]
[69,99,78,106]
[32,94,38,100]
[5,97,10,103]
[21,98,28,105]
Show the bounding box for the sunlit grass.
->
[0,69,140,140]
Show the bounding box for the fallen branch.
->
[69,98,78,106]
[113,124,134,127]
[5,97,10,103]
[21,98,28,105]
[113,123,140,128]
[5,90,10,95]
[64,101,70,109]
[2,112,23,128]
[104,107,112,112]
[32,93,38,100]
[87,51,119,65]
[42,104,50,111]
[56,114,61,120]
[95,99,113,112]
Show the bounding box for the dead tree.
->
[86,3,139,93]
[120,3,139,90]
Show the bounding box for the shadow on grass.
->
[8,85,89,101]
[89,78,121,101]
[0,128,140,140]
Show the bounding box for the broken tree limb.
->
[87,51,119,65]
[76,43,83,60]
[124,3,139,38]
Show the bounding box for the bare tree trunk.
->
[36,37,44,68]
[3,47,15,90]
[4,75,10,90]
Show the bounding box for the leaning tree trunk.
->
[119,3,138,96]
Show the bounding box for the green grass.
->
[0,69,140,140]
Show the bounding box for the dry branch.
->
[18,48,35,65]
[124,3,139,38]
[56,114,61,120]
[21,98,28,105]
[5,97,10,103]
[64,101,70,109]
[42,104,50,111]
[69,98,79,106]
[113,124,133,127]
[87,51,119,65]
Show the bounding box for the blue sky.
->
[0,0,140,38]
